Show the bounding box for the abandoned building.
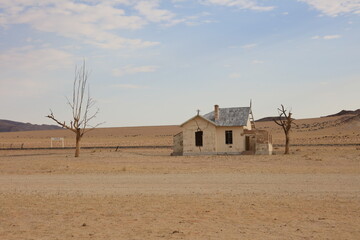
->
[173,104,273,156]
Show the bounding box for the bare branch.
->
[82,121,105,136]
[274,104,296,154]
[273,118,283,126]
[45,60,101,157]
[46,110,76,133]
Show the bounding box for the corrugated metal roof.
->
[203,107,250,126]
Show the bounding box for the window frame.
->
[225,130,233,145]
[195,131,203,147]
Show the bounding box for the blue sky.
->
[1,0,359,127]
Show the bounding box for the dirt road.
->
[1,148,359,239]
[1,173,358,195]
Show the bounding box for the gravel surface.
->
[1,173,358,195]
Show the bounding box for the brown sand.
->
[0,115,360,239]
[1,114,360,149]
[0,147,359,239]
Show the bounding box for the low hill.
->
[0,119,61,132]
[255,116,291,122]
[257,109,360,122]
[323,109,360,118]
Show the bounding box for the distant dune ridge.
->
[256,109,360,122]
[341,114,360,124]
[1,108,359,132]
[0,119,61,132]
[255,116,292,122]
[322,109,360,118]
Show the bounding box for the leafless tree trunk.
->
[274,105,295,155]
[46,61,102,157]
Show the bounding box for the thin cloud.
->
[312,35,342,40]
[135,1,175,23]
[112,65,159,77]
[323,35,342,40]
[112,84,144,89]
[241,43,258,49]
[1,0,264,50]
[0,46,74,96]
[0,0,158,49]
[229,73,241,79]
[0,46,74,72]
[299,0,360,16]
[202,0,275,11]
[134,0,196,27]
[182,12,217,26]
[251,60,264,64]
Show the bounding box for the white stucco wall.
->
[179,113,260,155]
[215,126,246,153]
[172,132,183,155]
[182,117,217,155]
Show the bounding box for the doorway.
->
[245,136,250,151]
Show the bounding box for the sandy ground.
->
[1,114,360,149]
[0,125,180,149]
[0,147,359,240]
[1,116,360,239]
[1,173,358,195]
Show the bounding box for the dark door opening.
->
[195,131,203,147]
[245,136,250,151]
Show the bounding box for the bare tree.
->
[274,105,295,155]
[46,61,102,157]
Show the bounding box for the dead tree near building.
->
[274,105,295,155]
[46,61,101,157]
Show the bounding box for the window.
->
[195,131,203,147]
[225,130,233,144]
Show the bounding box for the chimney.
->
[214,105,219,121]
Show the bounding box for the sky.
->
[0,0,359,127]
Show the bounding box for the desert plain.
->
[0,114,359,239]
